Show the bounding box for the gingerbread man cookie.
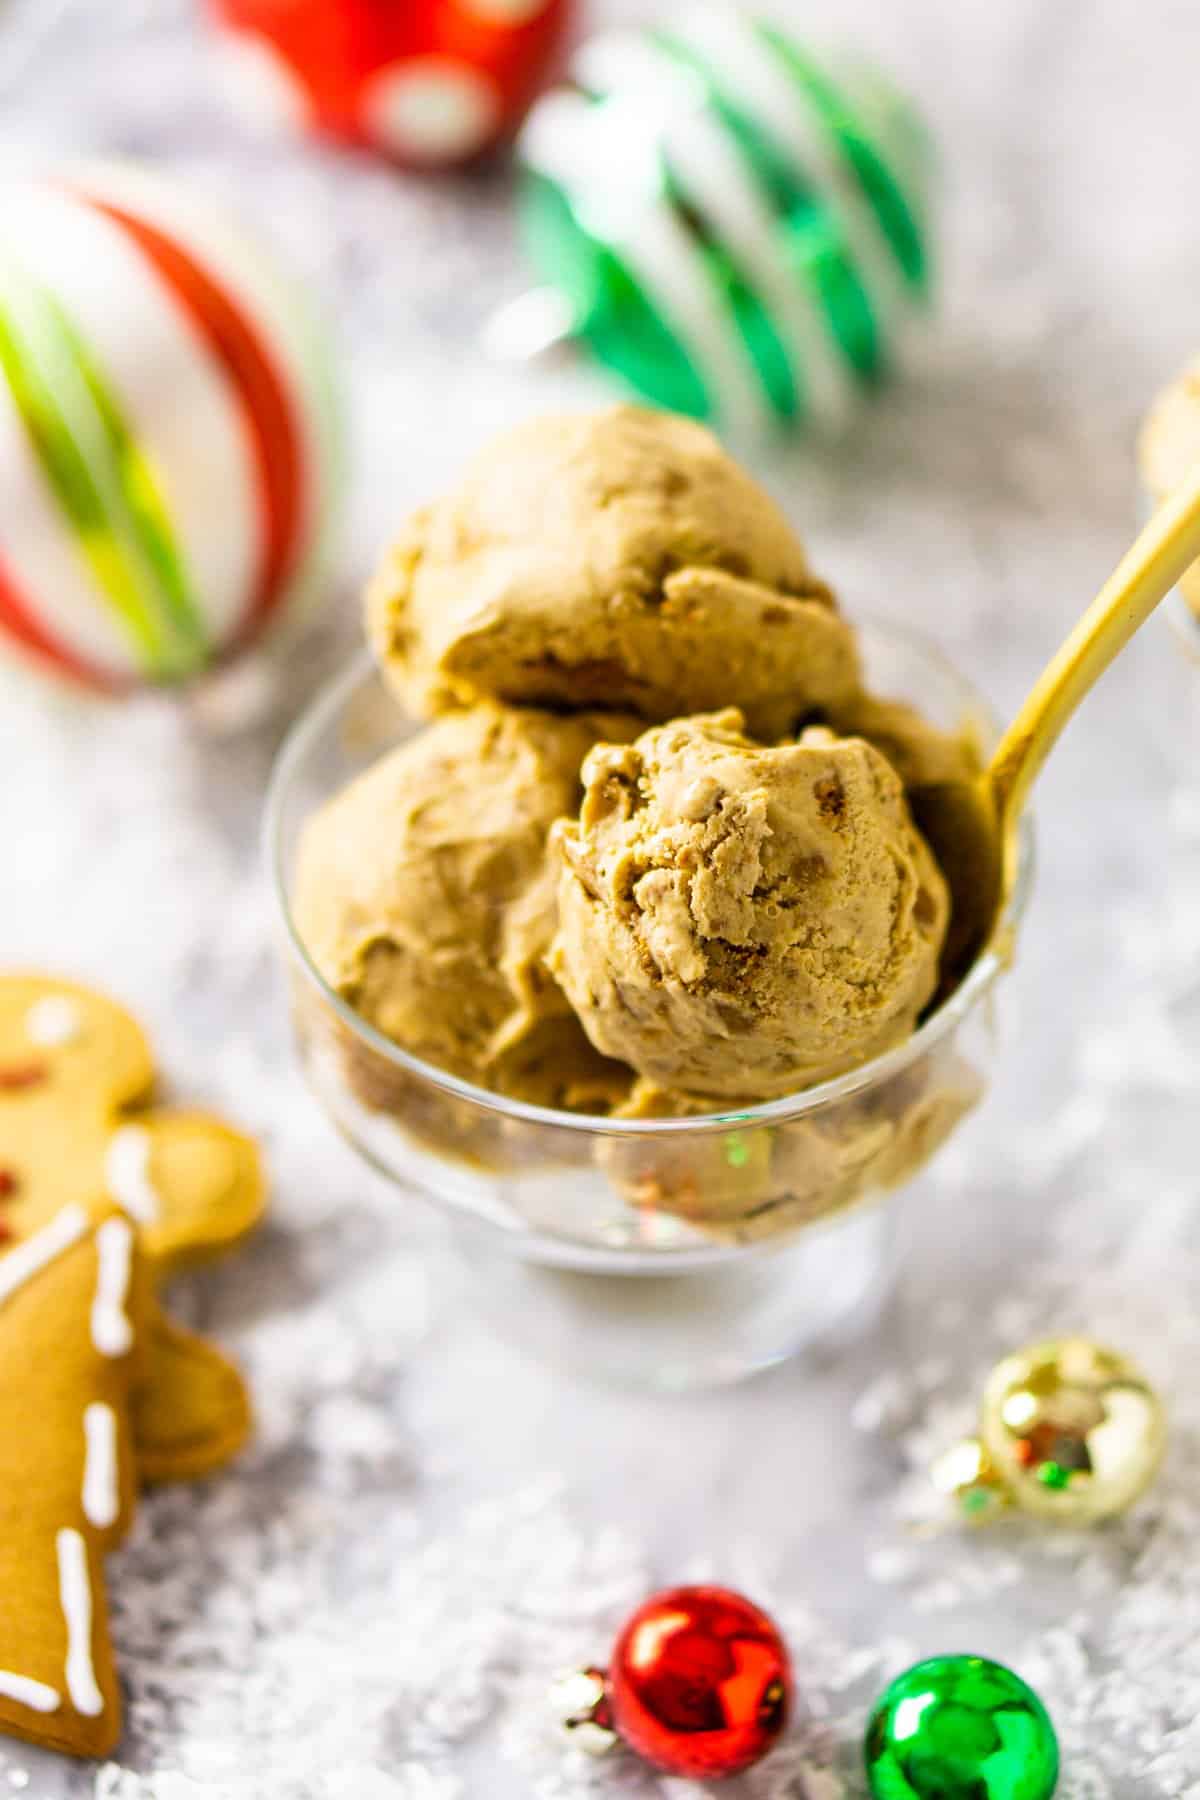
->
[0,1200,149,1757]
[0,974,264,1267]
[0,974,266,1482]
[0,975,269,1758]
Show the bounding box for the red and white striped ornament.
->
[206,0,571,168]
[0,164,339,694]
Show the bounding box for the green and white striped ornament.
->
[514,9,932,436]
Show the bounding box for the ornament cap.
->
[550,1666,618,1758]
[931,1435,1011,1524]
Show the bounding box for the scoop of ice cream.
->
[828,693,981,791]
[294,703,636,1111]
[551,709,949,1099]
[367,406,861,739]
[824,690,996,993]
[1139,357,1200,615]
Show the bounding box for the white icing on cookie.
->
[0,1205,88,1308]
[0,1670,61,1713]
[81,1403,119,1530]
[57,1529,103,1717]
[104,1124,160,1224]
[24,995,83,1046]
[90,1218,134,1358]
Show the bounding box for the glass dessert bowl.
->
[1139,367,1200,770]
[266,620,1033,1388]
[1155,583,1200,760]
[1158,589,1200,785]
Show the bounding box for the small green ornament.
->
[864,1656,1059,1800]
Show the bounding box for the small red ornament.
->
[207,0,571,168]
[559,1584,792,1781]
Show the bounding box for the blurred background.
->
[3,3,1200,1796]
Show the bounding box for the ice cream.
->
[287,405,1001,1244]
[367,406,861,739]
[602,1049,983,1241]
[293,703,635,1111]
[550,709,949,1100]
[1139,357,1200,616]
[826,692,994,988]
[828,693,981,793]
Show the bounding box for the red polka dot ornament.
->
[553,1584,792,1780]
[207,0,573,168]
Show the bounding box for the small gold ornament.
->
[933,1337,1166,1527]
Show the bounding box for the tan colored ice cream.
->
[829,693,981,792]
[603,1055,982,1240]
[826,691,993,991]
[550,708,949,1100]
[367,406,861,739]
[1139,357,1200,616]
[293,703,636,1111]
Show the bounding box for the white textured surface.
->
[4,0,1200,1794]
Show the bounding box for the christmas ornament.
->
[865,1655,1059,1800]
[553,1583,792,1779]
[505,9,931,436]
[0,163,338,694]
[207,0,571,167]
[932,1336,1166,1527]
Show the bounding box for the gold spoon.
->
[910,457,1200,985]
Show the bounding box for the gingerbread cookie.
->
[0,974,266,1479]
[134,1309,253,1484]
[0,1200,149,1758]
[0,975,269,1759]
[0,975,265,1267]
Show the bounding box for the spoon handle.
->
[987,456,1200,830]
